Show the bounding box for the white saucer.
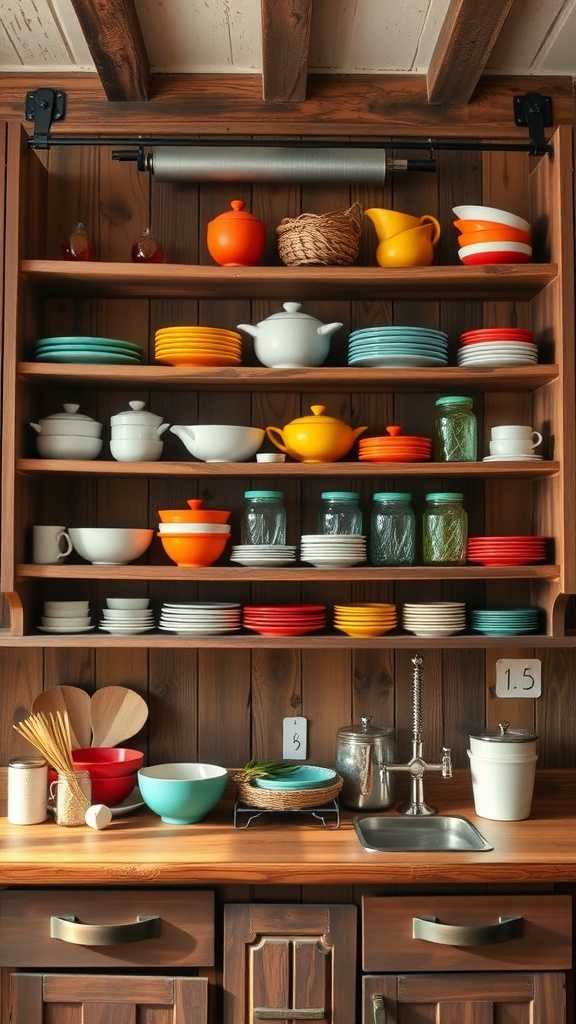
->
[483,455,542,461]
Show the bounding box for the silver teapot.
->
[336,714,395,810]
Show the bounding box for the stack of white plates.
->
[300,534,367,568]
[230,544,297,566]
[100,597,155,635]
[159,602,242,635]
[38,600,94,634]
[402,602,467,637]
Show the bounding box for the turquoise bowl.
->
[138,763,228,824]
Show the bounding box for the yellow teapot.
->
[266,404,367,463]
[365,208,441,268]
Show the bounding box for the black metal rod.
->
[26,134,552,155]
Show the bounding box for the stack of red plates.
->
[460,328,534,347]
[467,536,548,566]
[358,425,432,463]
[243,604,327,636]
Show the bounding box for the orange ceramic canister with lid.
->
[158,499,231,524]
[207,200,266,267]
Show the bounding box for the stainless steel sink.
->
[355,815,493,853]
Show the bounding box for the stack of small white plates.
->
[230,544,297,566]
[100,597,154,635]
[159,602,242,635]
[402,602,467,637]
[457,341,537,368]
[39,600,94,634]
[300,534,367,568]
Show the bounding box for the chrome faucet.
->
[379,653,452,815]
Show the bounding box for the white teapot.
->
[238,302,342,368]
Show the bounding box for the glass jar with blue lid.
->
[242,490,286,545]
[318,491,362,535]
[422,492,468,565]
[434,395,477,462]
[370,492,416,566]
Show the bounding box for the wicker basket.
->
[231,771,343,810]
[276,203,362,266]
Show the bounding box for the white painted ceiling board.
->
[488,0,568,72]
[50,0,94,67]
[0,0,73,66]
[535,0,576,73]
[309,0,432,71]
[135,0,261,72]
[412,0,451,71]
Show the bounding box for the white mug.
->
[491,426,543,448]
[32,525,73,564]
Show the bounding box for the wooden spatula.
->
[90,686,149,748]
[33,686,92,750]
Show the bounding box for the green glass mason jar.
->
[422,492,468,565]
[434,395,478,462]
[370,492,416,566]
[318,491,363,535]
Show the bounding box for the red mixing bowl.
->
[71,748,143,777]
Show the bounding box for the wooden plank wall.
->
[0,144,574,771]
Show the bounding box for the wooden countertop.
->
[1,772,575,886]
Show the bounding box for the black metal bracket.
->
[513,92,553,156]
[25,88,66,149]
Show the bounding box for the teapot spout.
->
[317,321,343,338]
[237,323,258,339]
[30,422,42,434]
[157,423,170,439]
[352,425,368,443]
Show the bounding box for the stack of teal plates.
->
[347,326,449,367]
[253,766,336,790]
[471,608,541,635]
[34,336,144,364]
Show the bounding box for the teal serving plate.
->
[254,765,337,791]
[350,327,448,339]
[36,352,142,364]
[138,763,228,824]
[348,343,448,354]
[37,335,141,349]
[36,345,143,358]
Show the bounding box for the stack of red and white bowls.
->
[453,205,532,265]
[467,535,548,566]
[243,604,327,636]
[458,328,537,368]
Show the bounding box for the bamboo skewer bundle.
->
[14,711,87,812]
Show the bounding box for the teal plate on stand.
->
[254,765,337,790]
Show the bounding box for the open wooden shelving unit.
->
[2,125,575,647]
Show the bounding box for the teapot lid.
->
[41,403,98,423]
[211,199,262,223]
[337,714,394,742]
[258,302,323,325]
[288,404,349,426]
[471,720,538,743]
[110,401,163,426]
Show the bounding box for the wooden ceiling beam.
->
[427,0,514,105]
[261,0,313,103]
[70,0,150,101]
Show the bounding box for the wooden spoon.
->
[90,686,149,748]
[33,686,92,750]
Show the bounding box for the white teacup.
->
[491,425,542,448]
[490,440,538,456]
[33,525,73,564]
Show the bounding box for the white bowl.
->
[256,452,286,463]
[36,435,103,460]
[101,609,154,619]
[170,424,264,463]
[69,527,153,565]
[158,523,231,535]
[44,601,89,616]
[453,205,531,233]
[106,598,150,609]
[458,241,532,258]
[110,439,163,462]
[41,616,91,628]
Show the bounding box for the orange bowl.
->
[158,499,231,525]
[453,219,531,242]
[458,228,532,247]
[158,531,229,567]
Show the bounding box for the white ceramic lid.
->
[257,302,324,326]
[41,403,99,424]
[470,720,537,743]
[110,401,163,427]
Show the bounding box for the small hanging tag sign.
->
[283,717,307,760]
[495,659,542,699]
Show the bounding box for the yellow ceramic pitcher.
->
[365,208,441,268]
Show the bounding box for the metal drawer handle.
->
[372,994,387,1023]
[254,1010,324,1020]
[50,913,161,946]
[413,914,523,947]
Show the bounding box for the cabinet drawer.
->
[362,894,572,972]
[0,890,214,968]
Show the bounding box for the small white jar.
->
[468,721,538,821]
[8,757,48,825]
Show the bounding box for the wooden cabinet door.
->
[13,974,208,1023]
[224,903,356,1023]
[363,972,566,1022]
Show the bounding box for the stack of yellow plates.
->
[154,326,242,366]
[334,603,397,637]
